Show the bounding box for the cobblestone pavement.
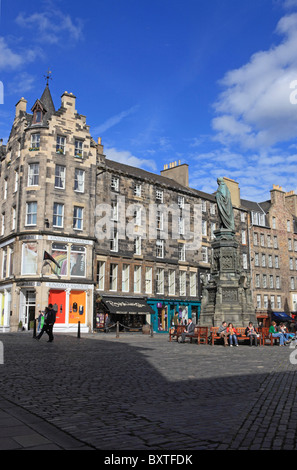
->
[1,331,297,451]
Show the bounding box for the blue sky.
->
[1,0,297,201]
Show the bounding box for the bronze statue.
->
[215,177,235,231]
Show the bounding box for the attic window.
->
[35,111,42,123]
[33,108,43,124]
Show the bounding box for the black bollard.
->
[33,319,37,338]
[77,320,80,339]
[116,321,119,338]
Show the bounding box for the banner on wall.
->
[70,245,86,277]
[0,294,4,327]
[22,243,37,275]
[50,244,67,276]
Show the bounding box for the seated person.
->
[269,321,286,346]
[180,318,195,343]
[245,322,259,346]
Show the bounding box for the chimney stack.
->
[61,91,77,114]
[15,97,27,117]
[160,160,189,187]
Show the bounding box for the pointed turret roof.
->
[40,83,55,116]
[29,83,56,127]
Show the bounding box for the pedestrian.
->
[37,310,43,333]
[245,322,259,346]
[105,313,111,333]
[269,321,286,346]
[34,304,56,342]
[217,321,229,346]
[172,311,179,338]
[227,323,238,347]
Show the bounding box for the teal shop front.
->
[147,299,201,334]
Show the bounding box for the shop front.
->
[46,282,94,333]
[147,299,201,334]
[96,296,155,332]
[0,284,12,332]
[17,282,41,331]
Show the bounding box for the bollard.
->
[116,321,119,338]
[77,320,80,339]
[150,324,154,337]
[33,319,37,338]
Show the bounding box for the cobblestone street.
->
[0,331,297,452]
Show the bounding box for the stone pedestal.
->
[200,229,256,327]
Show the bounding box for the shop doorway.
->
[25,290,36,330]
[157,304,169,332]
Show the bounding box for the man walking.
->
[35,304,56,342]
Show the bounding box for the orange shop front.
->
[46,282,94,333]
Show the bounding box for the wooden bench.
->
[188,326,209,344]
[259,327,292,346]
[169,325,186,342]
[211,327,261,346]
[260,328,276,346]
[169,325,208,344]
[196,326,208,345]
[211,327,224,346]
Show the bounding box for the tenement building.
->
[93,163,251,332]
[242,185,297,326]
[0,83,254,333]
[0,84,100,332]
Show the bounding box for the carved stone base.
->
[200,229,256,327]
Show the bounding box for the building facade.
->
[242,185,297,326]
[0,84,259,333]
[0,85,101,332]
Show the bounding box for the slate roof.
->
[241,198,271,213]
[104,158,217,201]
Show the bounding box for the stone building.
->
[93,159,204,332]
[0,84,101,332]
[93,163,252,332]
[242,185,297,326]
[0,83,252,333]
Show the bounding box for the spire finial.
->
[44,69,52,86]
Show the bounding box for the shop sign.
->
[47,235,93,245]
[45,282,94,290]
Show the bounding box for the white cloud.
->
[93,106,139,135]
[16,7,83,45]
[7,72,36,95]
[212,11,297,150]
[0,37,40,70]
[105,147,157,172]
[188,145,297,202]
[282,0,297,10]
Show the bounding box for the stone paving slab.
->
[0,331,297,452]
[0,396,94,450]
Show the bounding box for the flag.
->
[43,251,60,269]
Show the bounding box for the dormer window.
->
[31,99,46,125]
[35,110,42,123]
[32,106,44,124]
